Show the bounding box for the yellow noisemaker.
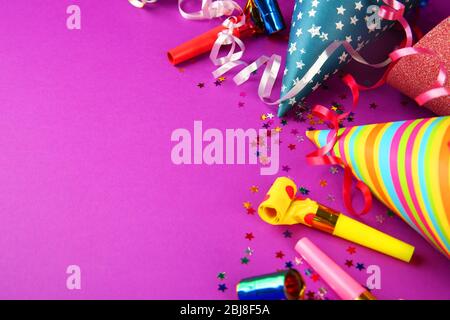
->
[258,177,415,262]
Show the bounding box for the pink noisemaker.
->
[295,237,376,300]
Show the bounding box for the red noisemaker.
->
[167,0,285,65]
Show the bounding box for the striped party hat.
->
[306,116,450,258]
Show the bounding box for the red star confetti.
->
[245,233,254,241]
[246,207,255,215]
[197,82,205,88]
[238,101,245,108]
[306,291,316,300]
[345,260,354,268]
[369,102,378,109]
[288,144,296,151]
[311,273,320,282]
[275,251,285,259]
[250,185,259,193]
[347,246,356,254]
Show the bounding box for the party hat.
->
[278,0,419,117]
[306,116,450,258]
[387,17,450,115]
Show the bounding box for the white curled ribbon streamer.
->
[178,0,241,20]
[129,0,158,9]
[130,0,241,20]
[209,15,247,67]
[213,39,394,106]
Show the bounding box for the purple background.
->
[0,0,448,299]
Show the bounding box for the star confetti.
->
[369,102,378,109]
[311,273,320,282]
[261,114,267,120]
[241,257,250,264]
[345,259,354,268]
[283,230,293,238]
[346,246,356,254]
[238,101,245,108]
[299,187,310,195]
[243,201,252,209]
[217,272,226,280]
[304,268,312,277]
[239,92,246,97]
[197,82,205,88]
[275,251,285,259]
[327,194,335,202]
[285,261,294,269]
[387,209,396,218]
[291,129,299,135]
[245,233,254,241]
[356,263,365,271]
[281,120,288,126]
[246,207,255,215]
[330,166,339,174]
[319,179,328,187]
[214,80,222,86]
[218,76,226,82]
[218,284,227,292]
[306,291,316,300]
[282,165,291,172]
[375,214,385,224]
[245,247,254,256]
[295,257,304,265]
[288,143,296,151]
[250,185,259,193]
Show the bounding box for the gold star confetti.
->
[261,114,267,120]
[218,76,226,82]
[274,126,282,133]
[243,201,252,209]
[259,156,270,165]
[250,185,259,193]
[319,179,328,187]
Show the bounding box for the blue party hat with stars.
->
[278,0,419,117]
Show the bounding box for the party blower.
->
[237,269,306,300]
[258,177,415,262]
[167,0,285,65]
[296,238,376,300]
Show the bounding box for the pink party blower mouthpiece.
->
[295,237,376,300]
